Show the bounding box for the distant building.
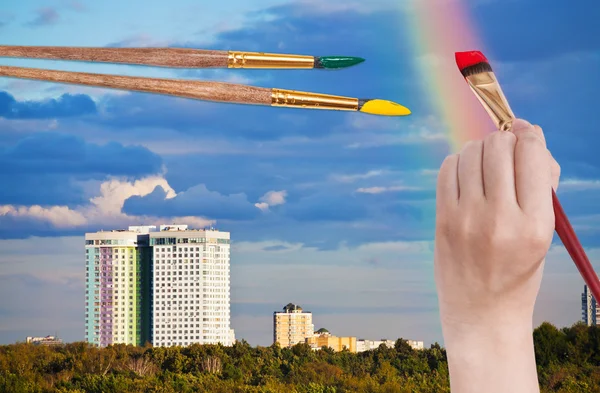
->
[306,329,357,352]
[407,340,425,350]
[273,303,314,347]
[582,284,600,325]
[26,336,63,346]
[356,338,424,352]
[356,339,395,352]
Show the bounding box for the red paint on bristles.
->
[455,51,488,71]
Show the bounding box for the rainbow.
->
[406,0,496,153]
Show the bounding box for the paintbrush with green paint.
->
[0,45,365,70]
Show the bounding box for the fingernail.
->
[511,119,533,131]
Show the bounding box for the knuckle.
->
[524,222,552,250]
[464,213,519,249]
[460,140,480,156]
[438,154,458,181]
[458,213,486,241]
[517,131,544,146]
[481,221,513,249]
[552,159,561,175]
[461,140,482,154]
[516,125,546,145]
[440,154,458,170]
[533,124,546,139]
[488,130,517,146]
[459,222,480,244]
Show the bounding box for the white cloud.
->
[420,169,440,176]
[292,0,400,15]
[330,169,438,185]
[356,185,423,194]
[558,178,600,192]
[262,190,287,205]
[254,202,270,211]
[0,205,86,227]
[255,190,287,211]
[0,175,213,229]
[356,241,433,253]
[88,175,176,215]
[345,115,447,148]
[220,74,254,85]
[233,239,434,266]
[569,214,600,233]
[330,170,388,183]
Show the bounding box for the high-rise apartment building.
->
[85,224,234,348]
[273,303,314,347]
[582,284,600,326]
[84,226,152,347]
[150,225,234,347]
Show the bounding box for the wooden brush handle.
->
[0,65,272,105]
[0,45,228,68]
[552,189,600,301]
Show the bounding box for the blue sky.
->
[0,0,599,346]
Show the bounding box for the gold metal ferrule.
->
[227,51,315,69]
[270,88,359,111]
[465,71,516,131]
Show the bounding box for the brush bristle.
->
[358,99,411,116]
[455,51,488,71]
[314,56,365,69]
[459,61,493,77]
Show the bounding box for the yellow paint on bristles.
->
[359,99,411,116]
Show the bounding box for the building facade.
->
[273,303,314,347]
[582,284,600,326]
[356,338,425,352]
[85,224,234,348]
[26,336,63,346]
[85,227,152,347]
[150,225,234,347]
[306,330,357,352]
[406,340,425,350]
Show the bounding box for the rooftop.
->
[275,303,312,314]
[89,224,225,235]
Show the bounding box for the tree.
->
[534,322,570,367]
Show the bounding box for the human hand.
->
[435,118,560,328]
[434,119,560,393]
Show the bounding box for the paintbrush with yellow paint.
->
[0,65,411,116]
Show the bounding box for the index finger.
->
[514,128,554,217]
[512,119,561,191]
[437,154,459,209]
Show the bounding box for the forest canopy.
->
[1,322,599,393]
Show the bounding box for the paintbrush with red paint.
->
[454,50,600,302]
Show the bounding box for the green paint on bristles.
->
[314,56,365,69]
